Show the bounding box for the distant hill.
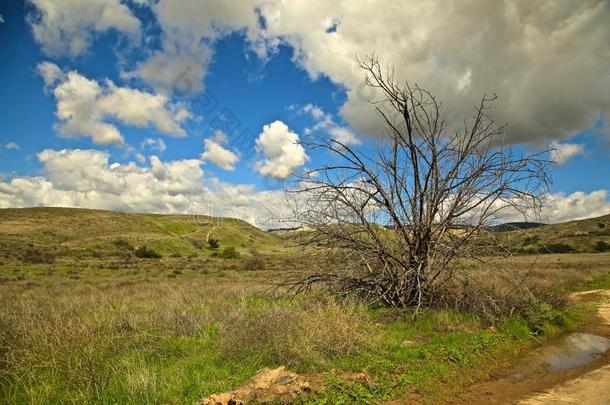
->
[267,215,610,255]
[0,207,281,263]
[489,222,547,232]
[500,213,610,254]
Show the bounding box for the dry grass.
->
[0,253,609,403]
[0,267,377,403]
[219,297,377,370]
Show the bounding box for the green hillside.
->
[0,207,281,263]
[500,213,610,254]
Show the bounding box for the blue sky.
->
[0,0,609,225]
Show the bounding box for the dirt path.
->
[519,364,610,404]
[455,290,610,405]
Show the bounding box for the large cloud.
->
[29,1,609,144]
[0,149,291,228]
[27,0,141,56]
[254,0,610,144]
[125,0,609,144]
[255,120,308,179]
[39,62,190,146]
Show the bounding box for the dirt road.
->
[519,364,610,404]
[518,296,610,405]
[457,291,610,405]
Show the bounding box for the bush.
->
[244,254,266,270]
[207,238,220,249]
[20,246,54,264]
[538,243,575,254]
[522,235,540,245]
[213,246,240,259]
[134,246,161,259]
[594,240,610,253]
[112,238,134,251]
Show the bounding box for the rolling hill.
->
[0,207,281,263]
[499,214,610,254]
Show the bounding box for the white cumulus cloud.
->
[547,190,610,223]
[27,0,141,56]
[38,62,190,146]
[255,120,308,179]
[201,130,239,171]
[37,61,65,89]
[550,142,585,165]
[0,148,292,228]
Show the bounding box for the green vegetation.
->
[212,246,241,259]
[594,240,610,252]
[134,245,161,258]
[1,208,610,404]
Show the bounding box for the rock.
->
[200,366,311,405]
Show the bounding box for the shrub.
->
[522,235,540,245]
[538,243,575,254]
[594,240,610,253]
[599,222,606,229]
[213,246,240,259]
[134,246,161,259]
[207,238,220,249]
[112,238,134,251]
[20,246,54,264]
[521,302,566,335]
[244,254,266,270]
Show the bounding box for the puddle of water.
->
[544,333,610,371]
[511,333,610,379]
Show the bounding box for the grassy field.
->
[1,208,610,404]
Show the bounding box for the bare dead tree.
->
[285,55,551,312]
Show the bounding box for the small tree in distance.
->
[207,237,220,250]
[286,55,551,314]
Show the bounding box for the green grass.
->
[571,271,610,292]
[298,312,541,404]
